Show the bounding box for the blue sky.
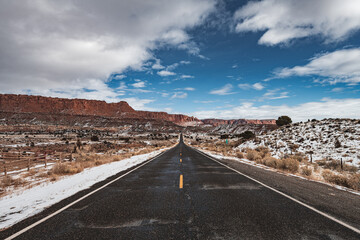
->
[1,0,360,121]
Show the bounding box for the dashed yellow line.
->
[180,153,182,156]
[180,158,182,163]
[179,174,183,189]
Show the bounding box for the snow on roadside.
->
[0,147,170,230]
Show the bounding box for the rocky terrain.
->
[239,118,360,167]
[202,118,276,126]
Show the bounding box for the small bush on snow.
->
[301,166,312,177]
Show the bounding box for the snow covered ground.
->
[238,119,360,167]
[0,147,170,230]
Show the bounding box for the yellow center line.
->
[180,153,182,156]
[180,158,182,163]
[179,174,183,189]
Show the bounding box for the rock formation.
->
[0,94,201,126]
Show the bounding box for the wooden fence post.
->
[341,158,343,170]
[3,161,6,176]
[27,158,30,171]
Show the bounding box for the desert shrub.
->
[246,150,261,161]
[52,163,84,175]
[236,152,244,159]
[239,131,255,140]
[313,163,319,172]
[91,135,99,141]
[1,176,14,188]
[317,159,357,172]
[292,153,306,162]
[262,156,279,168]
[301,166,312,176]
[343,164,358,173]
[0,176,26,188]
[321,170,359,190]
[255,146,270,158]
[334,139,341,148]
[276,116,292,127]
[279,158,299,173]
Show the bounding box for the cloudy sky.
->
[1,0,360,121]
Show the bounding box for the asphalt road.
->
[2,136,360,239]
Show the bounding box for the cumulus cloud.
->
[131,80,146,88]
[120,97,155,110]
[275,48,360,85]
[238,82,265,90]
[171,92,188,99]
[0,0,215,102]
[234,0,360,45]
[193,98,360,122]
[210,84,235,95]
[152,59,165,70]
[157,70,176,77]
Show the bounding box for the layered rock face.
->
[0,94,201,126]
[0,94,135,116]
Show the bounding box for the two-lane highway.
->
[3,136,360,239]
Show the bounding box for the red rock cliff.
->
[0,94,201,125]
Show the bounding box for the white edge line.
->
[192,147,360,235]
[5,148,171,240]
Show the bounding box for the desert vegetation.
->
[188,119,360,191]
[0,129,178,196]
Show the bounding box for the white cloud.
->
[210,84,235,95]
[175,87,195,91]
[157,70,176,77]
[275,48,360,85]
[238,82,265,90]
[234,0,360,45]
[184,87,195,91]
[253,83,265,90]
[163,107,173,113]
[120,97,155,110]
[112,74,126,80]
[193,98,360,122]
[180,75,194,79]
[0,0,215,100]
[131,80,146,88]
[171,92,188,99]
[260,89,289,100]
[152,59,165,70]
[331,87,345,92]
